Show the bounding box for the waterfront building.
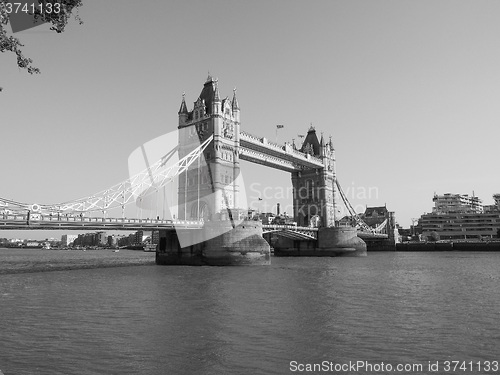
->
[72,232,109,247]
[432,193,483,214]
[116,233,136,247]
[61,234,78,247]
[107,235,118,248]
[151,230,159,245]
[420,193,500,240]
[361,205,390,227]
[484,194,500,213]
[116,234,132,247]
[95,232,108,247]
[133,230,144,245]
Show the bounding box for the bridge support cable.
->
[373,219,388,233]
[335,179,373,233]
[0,136,213,216]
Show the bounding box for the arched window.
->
[191,201,210,220]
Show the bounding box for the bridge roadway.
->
[0,214,200,231]
[0,214,388,240]
[0,214,314,234]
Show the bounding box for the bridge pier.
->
[274,226,366,257]
[156,220,271,266]
[317,227,367,256]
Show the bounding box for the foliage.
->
[427,231,440,242]
[0,0,82,74]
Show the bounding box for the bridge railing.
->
[262,224,319,231]
[0,214,205,226]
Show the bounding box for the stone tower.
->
[291,126,337,227]
[177,75,241,221]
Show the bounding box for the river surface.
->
[0,249,499,375]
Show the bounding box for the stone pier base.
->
[156,220,271,266]
[274,226,367,257]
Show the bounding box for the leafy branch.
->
[0,0,83,75]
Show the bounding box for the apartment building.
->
[421,193,500,240]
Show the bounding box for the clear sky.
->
[1,0,500,239]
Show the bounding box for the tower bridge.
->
[0,75,398,264]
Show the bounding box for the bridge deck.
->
[0,215,202,231]
[0,215,390,240]
[357,232,389,240]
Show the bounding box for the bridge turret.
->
[212,78,221,116]
[232,88,240,123]
[319,133,327,158]
[178,93,189,126]
[177,75,241,222]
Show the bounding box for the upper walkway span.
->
[239,131,324,172]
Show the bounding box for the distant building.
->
[151,230,159,245]
[246,209,259,220]
[361,205,390,227]
[116,234,131,247]
[107,235,118,248]
[95,232,108,247]
[432,193,483,214]
[420,193,500,240]
[61,234,78,247]
[259,212,276,225]
[484,194,500,213]
[72,231,108,247]
[133,230,144,245]
[360,205,399,242]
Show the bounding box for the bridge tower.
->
[177,75,241,221]
[156,75,270,265]
[291,126,337,227]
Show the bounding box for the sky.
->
[1,0,500,239]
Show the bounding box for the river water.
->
[0,249,499,375]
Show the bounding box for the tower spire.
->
[214,79,221,102]
[178,92,188,115]
[232,87,239,110]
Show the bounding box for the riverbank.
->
[396,241,500,251]
[0,248,155,274]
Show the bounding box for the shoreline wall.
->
[396,241,500,251]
